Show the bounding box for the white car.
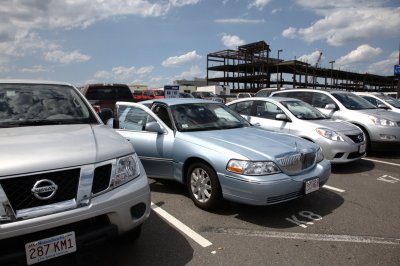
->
[227,97,366,163]
[354,92,400,113]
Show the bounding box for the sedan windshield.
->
[332,93,377,110]
[0,84,96,127]
[171,103,250,132]
[376,95,400,108]
[281,100,327,120]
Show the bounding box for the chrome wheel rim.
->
[190,168,212,203]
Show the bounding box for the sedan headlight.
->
[315,128,344,141]
[369,115,397,127]
[316,147,324,163]
[113,154,141,187]
[227,159,281,175]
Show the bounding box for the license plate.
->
[25,232,77,265]
[359,143,366,153]
[305,178,319,194]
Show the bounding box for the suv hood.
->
[0,124,134,176]
[178,127,319,161]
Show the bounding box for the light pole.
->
[277,49,283,88]
[329,60,335,88]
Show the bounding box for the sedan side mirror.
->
[276,114,290,122]
[145,121,165,133]
[377,103,389,109]
[324,104,337,110]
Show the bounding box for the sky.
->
[0,0,399,88]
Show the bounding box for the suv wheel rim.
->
[190,168,212,203]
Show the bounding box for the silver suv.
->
[270,89,400,151]
[0,80,151,265]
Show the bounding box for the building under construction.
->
[206,41,399,93]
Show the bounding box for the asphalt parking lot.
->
[41,151,400,266]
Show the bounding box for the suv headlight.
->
[227,159,281,175]
[316,128,344,141]
[369,116,397,127]
[113,154,140,187]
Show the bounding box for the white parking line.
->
[209,228,400,245]
[322,185,345,193]
[362,158,400,167]
[151,202,213,248]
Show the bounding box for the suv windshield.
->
[281,100,327,120]
[332,93,377,110]
[377,95,400,108]
[171,103,250,132]
[0,84,96,127]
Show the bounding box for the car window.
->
[116,86,133,99]
[118,106,154,131]
[152,104,173,129]
[312,93,336,108]
[229,101,253,115]
[86,87,116,100]
[281,100,327,120]
[0,84,95,127]
[361,96,378,106]
[254,101,284,119]
[170,103,249,132]
[331,93,376,110]
[378,95,400,108]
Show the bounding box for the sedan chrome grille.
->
[346,133,364,143]
[277,152,316,175]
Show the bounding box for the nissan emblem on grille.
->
[31,179,58,200]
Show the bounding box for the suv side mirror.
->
[324,104,337,110]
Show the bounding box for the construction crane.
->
[309,51,323,86]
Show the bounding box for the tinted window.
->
[254,101,284,119]
[312,93,336,108]
[118,106,155,131]
[331,93,376,110]
[86,87,116,100]
[229,101,253,115]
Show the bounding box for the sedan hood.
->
[355,108,400,120]
[306,119,361,134]
[179,126,318,161]
[0,124,134,176]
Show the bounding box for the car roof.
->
[0,79,73,86]
[229,96,301,104]
[272,88,353,94]
[140,98,218,106]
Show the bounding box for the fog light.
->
[130,203,147,219]
[379,134,397,141]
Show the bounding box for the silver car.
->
[227,97,366,163]
[271,89,400,151]
[354,92,400,113]
[0,80,150,265]
[111,98,331,210]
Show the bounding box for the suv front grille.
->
[346,133,364,143]
[0,169,80,210]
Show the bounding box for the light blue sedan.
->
[111,98,331,210]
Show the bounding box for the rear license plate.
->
[305,178,319,194]
[25,231,77,265]
[359,143,366,153]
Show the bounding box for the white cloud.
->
[368,51,399,75]
[44,50,91,64]
[221,34,246,49]
[298,51,324,66]
[174,65,203,80]
[162,51,202,67]
[336,44,382,67]
[282,27,297,39]
[20,65,50,73]
[214,18,265,24]
[94,65,154,81]
[287,2,400,46]
[248,0,271,10]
